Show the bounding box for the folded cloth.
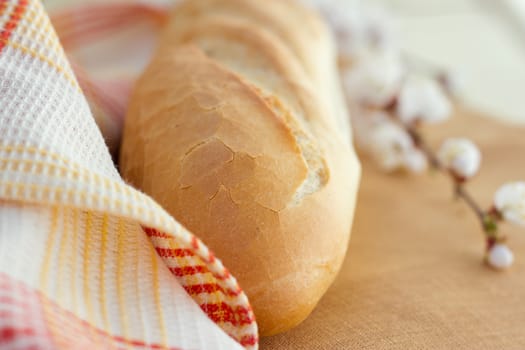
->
[0,0,258,349]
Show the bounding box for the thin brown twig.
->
[454,183,486,223]
[406,126,442,170]
[404,125,494,236]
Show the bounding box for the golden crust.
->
[166,0,331,79]
[120,0,360,336]
[121,47,308,210]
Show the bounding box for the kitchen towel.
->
[0,0,258,349]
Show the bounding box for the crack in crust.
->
[166,15,332,204]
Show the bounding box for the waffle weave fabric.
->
[0,0,258,349]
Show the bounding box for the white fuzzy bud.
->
[343,49,403,107]
[438,138,481,179]
[494,182,525,226]
[438,69,465,98]
[317,2,398,57]
[368,120,426,173]
[487,244,514,270]
[396,76,452,125]
[403,149,428,174]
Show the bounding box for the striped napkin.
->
[0,0,258,349]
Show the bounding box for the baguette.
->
[120,0,360,336]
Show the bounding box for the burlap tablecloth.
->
[261,110,525,349]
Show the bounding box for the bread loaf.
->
[120,0,360,336]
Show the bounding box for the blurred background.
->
[42,0,525,123]
[379,0,525,123]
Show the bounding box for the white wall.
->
[376,0,525,123]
